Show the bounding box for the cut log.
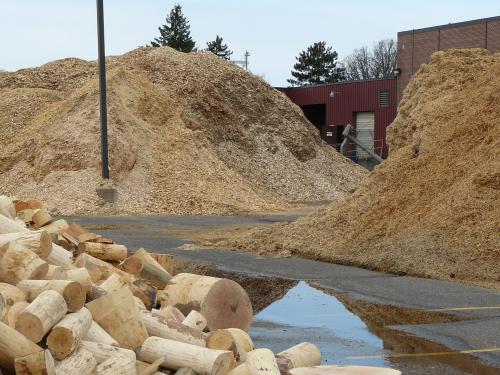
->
[0,294,5,322]
[207,330,247,364]
[80,340,136,364]
[140,310,206,347]
[77,232,101,243]
[41,219,69,235]
[32,209,52,229]
[24,198,44,210]
[149,253,174,274]
[151,306,185,323]
[78,242,127,262]
[97,355,137,375]
[0,213,73,268]
[17,279,85,312]
[246,349,280,375]
[62,223,88,245]
[134,296,147,310]
[14,349,56,375]
[132,279,157,309]
[17,209,35,224]
[175,368,197,375]
[54,268,93,294]
[276,342,321,369]
[136,358,163,375]
[84,320,119,346]
[57,235,72,250]
[7,300,29,327]
[0,196,15,219]
[182,310,207,331]
[86,287,149,350]
[0,242,48,284]
[47,307,93,360]
[45,264,66,280]
[14,200,32,213]
[55,347,97,375]
[127,249,172,289]
[0,231,52,259]
[228,364,250,375]
[289,366,402,375]
[139,336,235,375]
[99,272,127,293]
[16,290,68,343]
[161,273,253,331]
[0,321,42,371]
[225,328,254,353]
[75,253,129,282]
[0,282,26,306]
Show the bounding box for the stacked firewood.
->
[0,196,400,375]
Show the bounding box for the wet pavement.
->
[66,214,500,374]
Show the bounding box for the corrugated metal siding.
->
[279,78,397,158]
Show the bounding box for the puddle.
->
[249,281,499,375]
[251,281,391,367]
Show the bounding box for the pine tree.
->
[206,35,233,60]
[287,42,345,86]
[150,4,195,52]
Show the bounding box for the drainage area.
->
[248,281,498,375]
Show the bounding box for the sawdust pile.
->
[0,47,365,215]
[224,49,500,287]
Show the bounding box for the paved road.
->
[66,214,500,372]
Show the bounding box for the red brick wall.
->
[396,17,500,101]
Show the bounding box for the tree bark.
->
[78,242,127,262]
[17,279,85,312]
[161,273,253,331]
[85,287,149,350]
[47,307,93,360]
[97,355,137,375]
[14,349,56,375]
[0,321,42,371]
[0,231,52,259]
[246,349,280,375]
[80,340,136,364]
[16,290,68,343]
[139,336,235,375]
[55,347,97,375]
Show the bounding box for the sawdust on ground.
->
[0,47,365,215]
[220,49,500,288]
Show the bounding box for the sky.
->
[1,1,499,86]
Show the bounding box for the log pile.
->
[0,196,400,375]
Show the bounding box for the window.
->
[379,90,389,107]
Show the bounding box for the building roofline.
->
[398,15,500,36]
[276,77,395,90]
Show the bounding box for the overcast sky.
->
[1,1,498,85]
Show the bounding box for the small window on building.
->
[379,90,389,107]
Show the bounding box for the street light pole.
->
[96,0,109,179]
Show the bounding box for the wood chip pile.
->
[221,49,500,288]
[0,196,400,375]
[0,47,365,216]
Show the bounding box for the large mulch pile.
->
[0,47,365,215]
[222,49,500,287]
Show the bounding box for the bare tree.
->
[342,39,397,80]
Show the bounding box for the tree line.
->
[150,4,396,86]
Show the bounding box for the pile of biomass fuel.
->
[225,49,500,287]
[0,47,365,215]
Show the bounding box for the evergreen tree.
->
[150,4,195,52]
[206,35,233,60]
[287,42,345,86]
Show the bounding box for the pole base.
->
[96,188,117,203]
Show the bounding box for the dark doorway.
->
[301,104,326,133]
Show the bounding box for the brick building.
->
[396,16,500,101]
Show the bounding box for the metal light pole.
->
[96,0,109,179]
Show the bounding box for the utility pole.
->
[244,51,250,71]
[96,0,109,179]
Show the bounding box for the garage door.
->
[355,112,375,158]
